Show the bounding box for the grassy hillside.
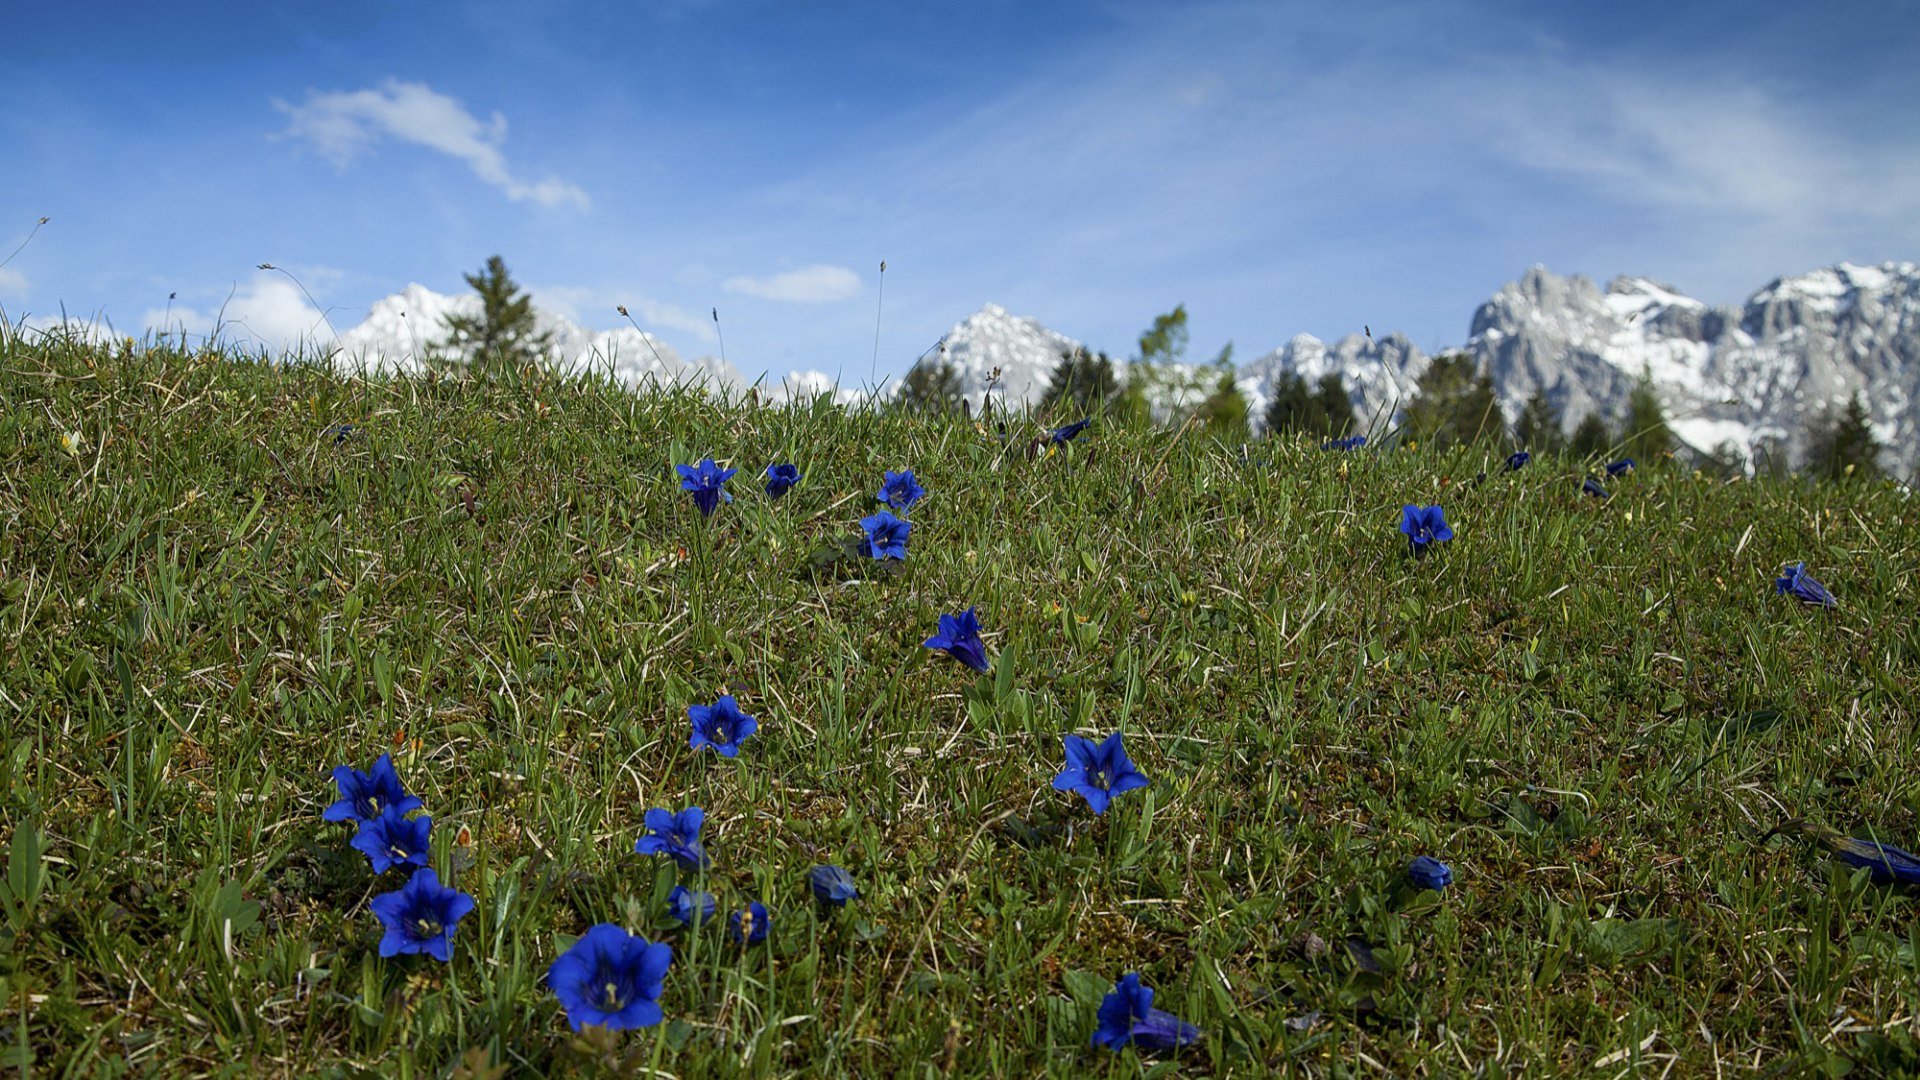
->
[2,333,1917,1077]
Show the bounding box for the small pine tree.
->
[1314,372,1356,436]
[895,358,965,414]
[442,256,553,375]
[1195,345,1248,441]
[1805,393,1882,479]
[1622,372,1673,462]
[1568,411,1613,460]
[1039,347,1119,417]
[1262,371,1319,436]
[1514,388,1564,453]
[1404,353,1499,449]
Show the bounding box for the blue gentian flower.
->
[808,865,859,907]
[1606,458,1636,477]
[729,901,771,945]
[923,607,991,673]
[675,458,737,517]
[368,867,475,962]
[1321,435,1366,451]
[634,807,711,871]
[1398,504,1454,556]
[1052,732,1150,815]
[1092,972,1202,1052]
[763,463,801,500]
[324,754,423,825]
[1407,855,1454,892]
[1775,562,1837,608]
[859,510,911,560]
[876,469,925,511]
[547,923,673,1031]
[1050,419,1093,444]
[1829,836,1920,886]
[351,805,433,874]
[1583,477,1610,499]
[1505,451,1530,472]
[667,886,717,926]
[688,695,758,758]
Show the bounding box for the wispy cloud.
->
[144,272,334,355]
[0,267,26,298]
[722,264,863,303]
[274,79,590,209]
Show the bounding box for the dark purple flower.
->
[808,865,859,907]
[1321,435,1366,451]
[1398,504,1453,555]
[1829,836,1920,886]
[1505,451,1530,472]
[1407,855,1453,891]
[859,510,911,560]
[1092,972,1202,1052]
[324,754,423,826]
[675,458,737,517]
[1583,477,1610,499]
[547,923,673,1031]
[688,695,758,758]
[634,807,711,872]
[1774,562,1837,608]
[763,463,801,499]
[667,886,717,926]
[368,867,474,962]
[350,804,432,874]
[1605,458,1636,477]
[729,901,771,945]
[877,469,925,511]
[1052,732,1150,815]
[1050,419,1093,444]
[923,607,990,672]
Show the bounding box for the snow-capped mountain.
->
[1237,331,1428,433]
[911,302,1085,409]
[332,283,741,391]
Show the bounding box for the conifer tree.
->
[442,255,553,375]
[1262,371,1318,436]
[1805,393,1882,479]
[1039,347,1119,416]
[1568,411,1613,460]
[1403,353,1499,448]
[1622,372,1673,462]
[1515,388,1564,453]
[1315,372,1356,436]
[1195,344,1248,441]
[894,358,965,414]
[1116,305,1188,427]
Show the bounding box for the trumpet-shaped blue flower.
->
[675,458,737,517]
[877,469,925,511]
[351,805,433,874]
[1092,972,1202,1052]
[1775,562,1837,607]
[547,923,673,1031]
[368,867,474,962]
[1505,451,1530,472]
[859,510,911,560]
[1407,855,1454,891]
[324,754,422,825]
[1321,435,1366,451]
[667,886,717,926]
[635,807,711,871]
[1829,836,1920,886]
[1050,419,1093,444]
[763,463,801,500]
[808,865,860,907]
[688,695,758,757]
[923,607,990,672]
[1398,504,1453,555]
[1606,458,1636,477]
[1583,477,1610,499]
[1052,732,1150,815]
[729,901,771,945]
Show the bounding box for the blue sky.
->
[4,0,1918,382]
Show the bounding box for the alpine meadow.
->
[3,319,1918,1076]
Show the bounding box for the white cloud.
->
[145,273,335,357]
[0,267,26,297]
[722,264,863,304]
[274,79,590,209]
